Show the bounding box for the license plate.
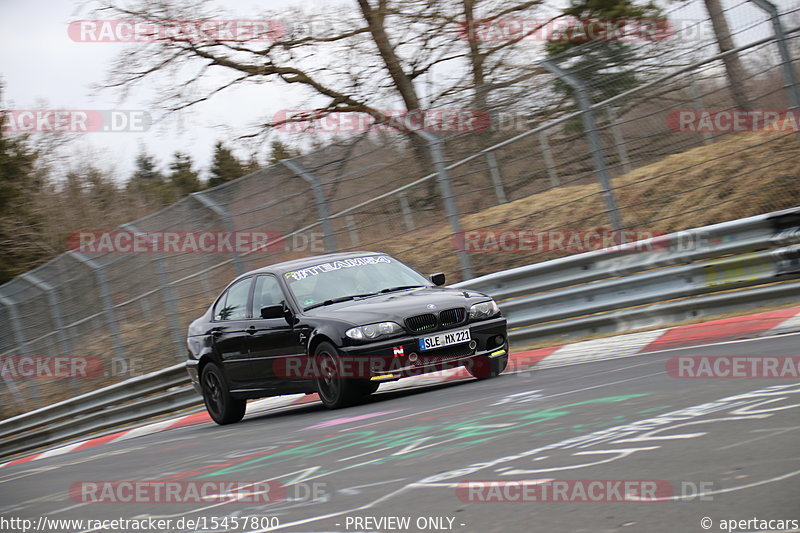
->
[418,328,471,351]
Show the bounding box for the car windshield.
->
[283,255,429,310]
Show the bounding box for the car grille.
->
[439,307,466,327]
[406,313,437,332]
[419,342,476,365]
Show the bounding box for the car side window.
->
[251,275,284,317]
[214,278,251,321]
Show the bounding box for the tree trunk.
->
[704,0,751,111]
[358,0,436,196]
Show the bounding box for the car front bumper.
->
[338,316,508,380]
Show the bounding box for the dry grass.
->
[386,132,800,280]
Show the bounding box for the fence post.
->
[0,293,27,400]
[19,273,77,393]
[190,192,244,275]
[121,224,184,360]
[484,151,508,204]
[542,59,622,231]
[398,192,416,231]
[750,0,800,138]
[687,71,713,145]
[606,106,632,175]
[19,273,72,356]
[280,158,337,253]
[67,252,127,366]
[749,0,800,114]
[411,130,475,279]
[538,131,560,187]
[345,215,359,246]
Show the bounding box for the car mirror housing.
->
[430,272,446,286]
[260,304,285,319]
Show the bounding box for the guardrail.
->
[2,206,800,460]
[0,364,199,459]
[456,207,800,343]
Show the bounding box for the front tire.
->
[353,380,380,396]
[466,354,508,380]
[314,342,362,409]
[201,363,246,425]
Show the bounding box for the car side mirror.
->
[260,304,285,319]
[430,272,446,286]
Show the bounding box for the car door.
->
[248,274,305,388]
[210,276,254,387]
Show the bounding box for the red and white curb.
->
[2,305,799,469]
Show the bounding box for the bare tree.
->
[703,0,751,110]
[95,1,551,140]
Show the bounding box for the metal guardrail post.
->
[398,192,415,231]
[542,59,622,231]
[190,192,244,275]
[121,224,185,360]
[749,0,800,113]
[67,252,126,363]
[412,129,475,279]
[280,158,337,253]
[538,131,560,186]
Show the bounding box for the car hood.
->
[302,286,491,325]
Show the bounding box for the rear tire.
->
[201,363,246,425]
[466,354,508,380]
[314,342,362,409]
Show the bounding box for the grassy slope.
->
[383,131,800,279]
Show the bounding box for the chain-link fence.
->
[1,0,799,417]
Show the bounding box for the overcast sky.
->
[0,0,332,181]
[0,0,792,182]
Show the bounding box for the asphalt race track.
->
[2,334,799,533]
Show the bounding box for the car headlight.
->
[346,321,403,341]
[469,300,500,320]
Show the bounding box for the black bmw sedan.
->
[186,252,509,424]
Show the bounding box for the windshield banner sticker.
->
[285,255,391,281]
